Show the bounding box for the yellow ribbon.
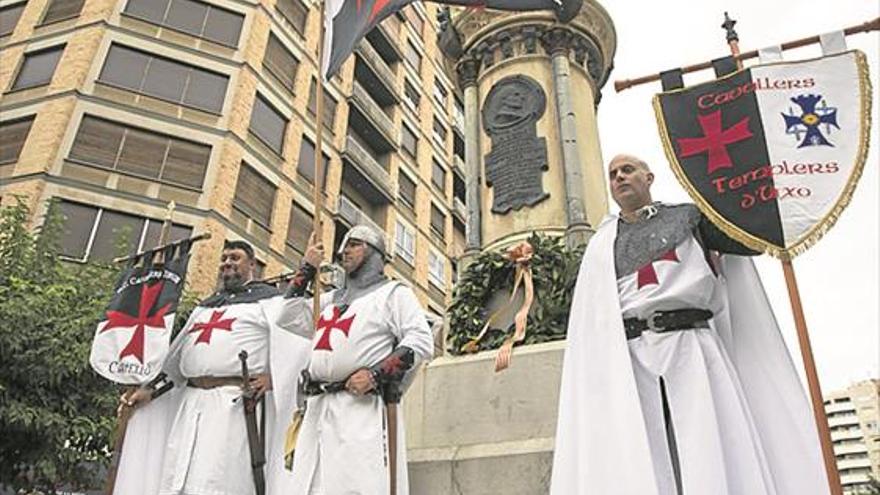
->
[461,241,535,372]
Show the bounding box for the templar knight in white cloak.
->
[277,225,434,495]
[550,155,830,495]
[113,240,315,495]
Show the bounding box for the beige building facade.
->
[825,379,880,493]
[0,0,467,312]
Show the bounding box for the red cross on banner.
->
[315,306,356,351]
[189,310,237,345]
[637,249,680,289]
[676,111,752,174]
[100,282,171,364]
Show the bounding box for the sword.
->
[382,382,403,495]
[239,350,266,495]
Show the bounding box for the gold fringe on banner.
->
[652,50,872,260]
[460,242,535,372]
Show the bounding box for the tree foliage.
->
[0,198,123,492]
[447,234,584,354]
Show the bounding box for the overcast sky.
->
[596,0,879,393]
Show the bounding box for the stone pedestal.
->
[404,341,566,494]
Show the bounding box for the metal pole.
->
[312,0,328,324]
[613,16,879,92]
[782,260,843,495]
[721,14,842,494]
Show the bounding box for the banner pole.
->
[781,260,843,495]
[614,16,879,92]
[720,14,842,495]
[104,201,176,495]
[312,0,328,324]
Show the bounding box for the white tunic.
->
[280,281,433,495]
[550,215,829,495]
[113,293,312,495]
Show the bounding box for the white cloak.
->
[277,281,434,495]
[113,295,312,495]
[549,214,829,495]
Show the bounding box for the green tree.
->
[1,198,125,492]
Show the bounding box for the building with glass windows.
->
[0,0,467,318]
[825,379,880,493]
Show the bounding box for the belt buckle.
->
[646,313,663,332]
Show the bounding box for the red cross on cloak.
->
[189,310,237,345]
[101,282,171,364]
[676,110,752,174]
[314,306,356,351]
[637,249,680,289]
[355,0,392,24]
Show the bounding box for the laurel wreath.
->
[447,234,585,355]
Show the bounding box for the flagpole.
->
[312,0,328,325]
[104,201,177,495]
[720,14,843,495]
[613,16,879,93]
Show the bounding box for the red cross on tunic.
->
[314,306,356,351]
[189,310,236,345]
[637,249,680,289]
[101,282,171,364]
[676,110,752,174]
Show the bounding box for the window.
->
[431,159,446,193]
[403,79,420,112]
[0,3,26,36]
[286,201,313,251]
[453,172,466,203]
[296,137,329,187]
[233,163,277,227]
[11,45,65,90]
[99,44,229,113]
[398,172,416,209]
[249,93,287,155]
[432,118,447,146]
[56,200,192,262]
[276,0,308,36]
[428,250,445,287]
[395,219,415,264]
[308,78,337,133]
[40,0,85,25]
[263,33,298,92]
[402,7,423,36]
[433,79,447,107]
[69,116,211,189]
[401,123,417,158]
[124,0,244,47]
[430,203,445,238]
[0,117,35,164]
[404,40,421,73]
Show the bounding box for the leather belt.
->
[624,309,713,340]
[187,376,242,389]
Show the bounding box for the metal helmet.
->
[337,224,387,259]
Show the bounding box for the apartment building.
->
[0,0,468,315]
[826,379,880,493]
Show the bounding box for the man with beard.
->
[550,155,829,495]
[113,240,316,495]
[277,225,434,495]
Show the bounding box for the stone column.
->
[457,58,482,266]
[543,28,591,248]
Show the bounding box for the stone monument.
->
[404,2,617,493]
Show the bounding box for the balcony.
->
[453,197,467,221]
[355,41,399,105]
[342,135,393,203]
[336,195,384,234]
[366,15,403,64]
[453,154,465,175]
[349,81,397,152]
